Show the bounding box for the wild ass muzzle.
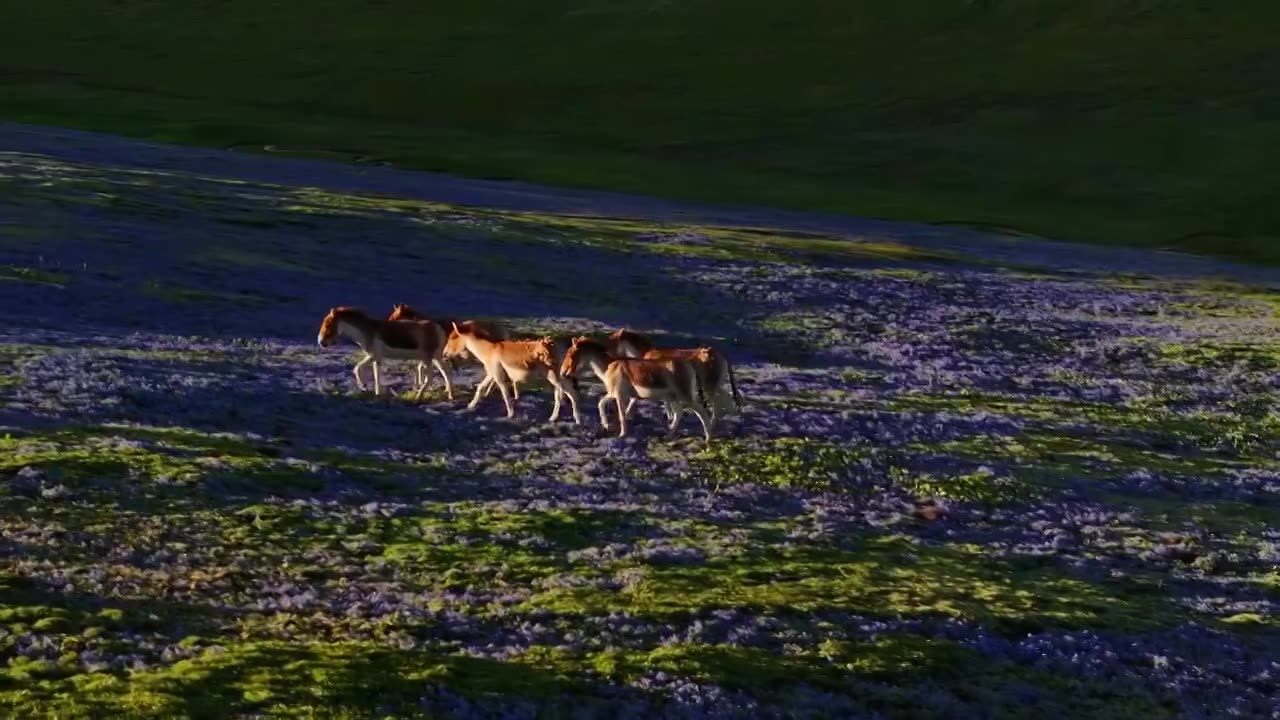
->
[316,306,453,399]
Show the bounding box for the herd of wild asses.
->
[316,304,743,442]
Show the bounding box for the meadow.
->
[0,124,1278,717]
[2,1,1279,261]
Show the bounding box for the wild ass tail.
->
[725,355,743,411]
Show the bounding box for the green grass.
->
[2,2,1278,261]
[0,637,1180,718]
[0,265,67,287]
[528,535,1186,633]
[141,281,268,307]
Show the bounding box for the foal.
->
[316,306,453,399]
[609,328,743,427]
[561,336,712,443]
[447,322,581,424]
[442,325,575,403]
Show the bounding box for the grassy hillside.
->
[2,135,1279,718]
[2,1,1278,260]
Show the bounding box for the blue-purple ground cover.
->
[1,145,1278,718]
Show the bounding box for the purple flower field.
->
[1,126,1278,718]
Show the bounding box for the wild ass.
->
[316,306,453,399]
[446,322,581,424]
[441,323,576,402]
[388,303,509,388]
[608,328,743,427]
[388,304,509,360]
[560,336,712,443]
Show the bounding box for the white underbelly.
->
[631,384,667,399]
[377,344,423,361]
[504,364,535,383]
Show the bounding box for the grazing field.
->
[2,125,1280,718]
[2,1,1279,261]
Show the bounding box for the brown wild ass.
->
[608,328,742,427]
[560,336,712,443]
[388,303,509,388]
[441,323,575,403]
[447,322,581,424]
[316,306,453,399]
[387,304,509,358]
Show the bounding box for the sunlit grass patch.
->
[286,195,979,269]
[1103,494,1280,538]
[689,437,868,492]
[580,637,1177,717]
[373,505,656,590]
[926,430,1251,480]
[503,212,974,267]
[1156,340,1280,372]
[0,264,67,287]
[892,466,1041,506]
[193,246,326,277]
[0,635,1181,718]
[0,641,578,718]
[0,425,429,496]
[1170,280,1280,318]
[526,535,1182,633]
[893,391,1280,465]
[141,281,269,307]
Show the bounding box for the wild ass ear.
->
[450,321,460,333]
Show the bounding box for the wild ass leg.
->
[546,372,564,422]
[598,394,613,431]
[352,354,372,391]
[371,358,383,396]
[432,358,454,400]
[625,396,676,426]
[545,370,581,424]
[468,372,494,410]
[494,369,517,418]
[681,373,712,443]
[667,401,685,433]
[413,354,433,400]
[563,378,582,425]
[615,386,635,438]
[477,376,515,399]
[689,404,712,443]
[707,388,736,428]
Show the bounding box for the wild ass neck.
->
[460,333,499,360]
[336,317,378,349]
